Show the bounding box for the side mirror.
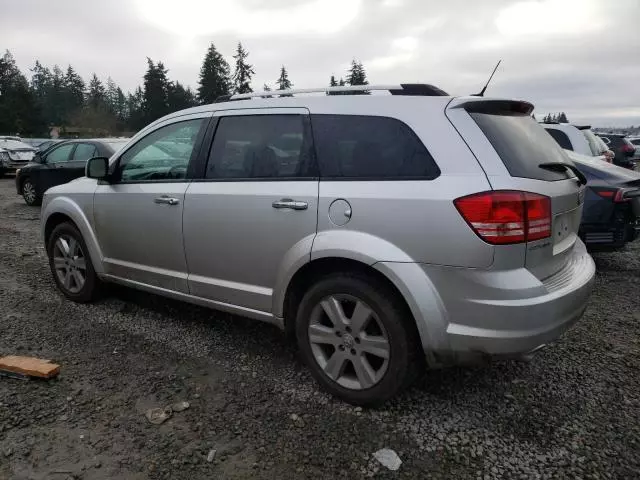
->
[86,156,109,180]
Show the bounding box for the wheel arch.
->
[42,197,104,274]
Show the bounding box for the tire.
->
[47,222,101,303]
[21,178,41,206]
[295,272,421,406]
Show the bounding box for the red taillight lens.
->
[594,188,628,203]
[454,191,551,245]
[622,144,635,153]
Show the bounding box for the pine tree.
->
[338,78,345,86]
[126,87,145,131]
[87,73,106,110]
[167,81,197,112]
[275,65,292,96]
[49,65,66,124]
[142,58,170,124]
[63,66,85,119]
[329,75,338,87]
[105,77,119,114]
[0,51,45,134]
[558,112,568,123]
[232,43,255,94]
[197,43,231,104]
[346,60,369,94]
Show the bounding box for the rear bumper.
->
[403,239,595,363]
[580,220,640,248]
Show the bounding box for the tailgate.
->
[446,97,584,279]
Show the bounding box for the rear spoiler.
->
[449,99,534,115]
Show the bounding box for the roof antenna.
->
[473,60,502,97]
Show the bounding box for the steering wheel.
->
[167,165,187,179]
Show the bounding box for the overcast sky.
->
[2,0,639,126]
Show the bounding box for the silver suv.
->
[41,84,596,405]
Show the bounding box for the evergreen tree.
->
[338,78,346,86]
[49,65,66,124]
[105,77,119,113]
[63,65,85,119]
[275,65,292,96]
[329,75,338,87]
[346,60,369,94]
[142,58,170,124]
[0,51,45,134]
[167,81,197,112]
[558,112,568,123]
[197,43,231,104]
[232,43,255,94]
[262,83,273,98]
[126,87,145,131]
[87,73,106,110]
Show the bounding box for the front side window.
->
[46,144,74,164]
[206,115,313,179]
[72,143,97,161]
[311,115,439,179]
[116,119,204,182]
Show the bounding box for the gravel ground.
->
[0,177,639,480]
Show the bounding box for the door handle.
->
[56,165,64,169]
[272,198,308,210]
[154,196,180,206]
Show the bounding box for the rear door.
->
[183,108,319,314]
[447,99,584,279]
[67,142,97,181]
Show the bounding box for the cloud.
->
[0,0,638,125]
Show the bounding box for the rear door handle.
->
[272,198,308,210]
[154,196,180,206]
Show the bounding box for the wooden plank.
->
[0,355,60,379]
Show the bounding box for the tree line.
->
[0,43,369,137]
[542,112,569,123]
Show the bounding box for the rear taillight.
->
[622,144,635,153]
[454,191,551,245]
[594,187,629,203]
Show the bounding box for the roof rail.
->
[219,83,448,102]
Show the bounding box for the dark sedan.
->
[569,152,640,249]
[15,138,128,205]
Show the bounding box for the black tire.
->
[21,178,42,206]
[47,222,101,303]
[295,272,421,406]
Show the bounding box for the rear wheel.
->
[295,272,420,406]
[47,222,101,302]
[22,179,41,206]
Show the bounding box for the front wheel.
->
[295,273,420,406]
[22,179,41,206]
[47,222,101,302]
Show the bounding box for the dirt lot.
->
[0,177,639,480]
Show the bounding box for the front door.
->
[183,108,319,313]
[93,116,209,292]
[40,142,75,192]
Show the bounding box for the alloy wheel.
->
[53,235,87,294]
[23,181,36,204]
[308,294,390,390]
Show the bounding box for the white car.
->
[0,139,36,176]
[543,123,611,163]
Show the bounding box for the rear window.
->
[311,114,440,179]
[545,128,573,150]
[469,112,574,181]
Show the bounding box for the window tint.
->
[470,112,574,181]
[46,144,74,164]
[117,119,204,182]
[311,115,439,179]
[206,115,312,179]
[72,143,97,161]
[545,128,573,150]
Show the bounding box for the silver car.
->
[41,85,595,405]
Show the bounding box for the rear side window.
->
[470,112,573,181]
[311,115,440,179]
[72,143,97,161]
[206,115,315,179]
[545,128,573,150]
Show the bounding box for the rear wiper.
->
[538,162,587,185]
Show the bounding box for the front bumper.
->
[413,239,595,363]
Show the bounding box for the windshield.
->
[581,129,606,156]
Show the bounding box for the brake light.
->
[594,188,628,203]
[622,144,635,153]
[454,191,551,245]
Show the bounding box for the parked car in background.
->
[543,123,609,162]
[0,139,37,176]
[40,85,595,405]
[568,150,640,249]
[594,134,615,163]
[16,138,128,206]
[628,136,640,161]
[597,133,636,169]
